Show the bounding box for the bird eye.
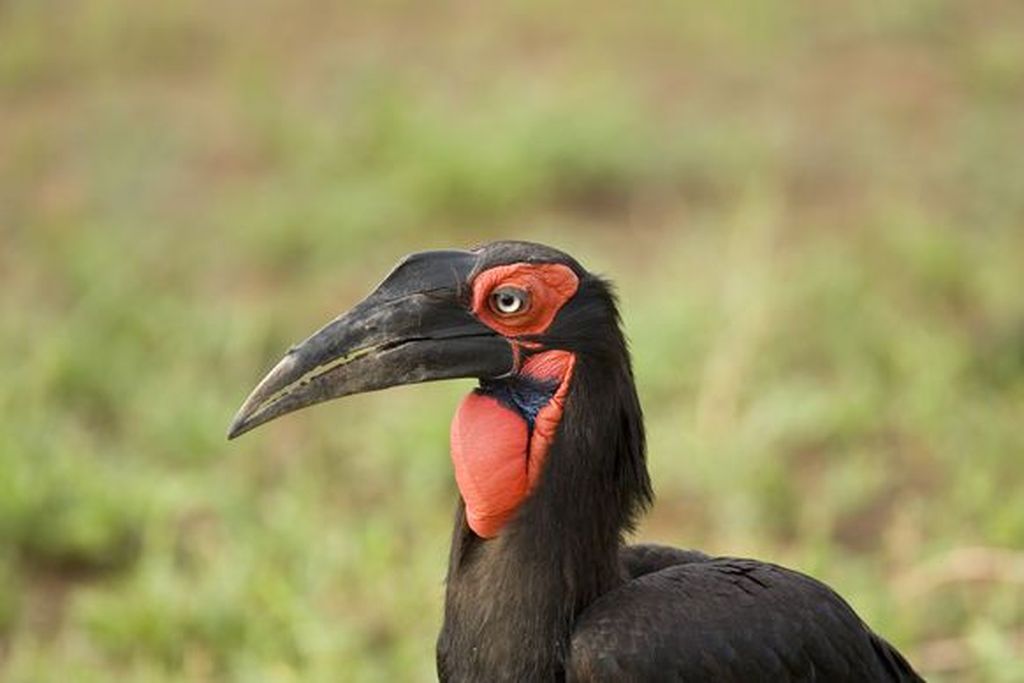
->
[489,287,528,316]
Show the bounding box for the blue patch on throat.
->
[478,376,559,430]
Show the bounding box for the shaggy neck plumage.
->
[437,286,652,682]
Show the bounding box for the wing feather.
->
[568,557,922,682]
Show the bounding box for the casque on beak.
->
[227,250,515,439]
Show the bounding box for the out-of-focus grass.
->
[2,1,1023,681]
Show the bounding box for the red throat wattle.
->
[450,350,575,538]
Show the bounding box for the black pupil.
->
[498,292,518,310]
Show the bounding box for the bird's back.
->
[570,552,923,682]
[620,543,712,578]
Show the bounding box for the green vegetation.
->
[2,1,1022,680]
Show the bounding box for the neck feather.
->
[437,337,651,681]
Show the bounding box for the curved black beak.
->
[227,250,514,439]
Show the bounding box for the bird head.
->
[229,241,636,537]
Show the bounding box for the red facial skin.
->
[470,263,580,338]
[450,264,579,538]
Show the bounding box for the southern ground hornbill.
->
[229,241,923,682]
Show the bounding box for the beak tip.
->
[226,414,249,440]
[226,352,302,442]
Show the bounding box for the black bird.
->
[229,241,923,682]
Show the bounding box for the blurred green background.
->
[2,0,1023,681]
